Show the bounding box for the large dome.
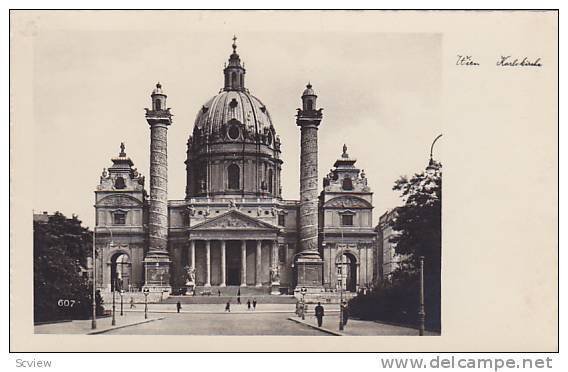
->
[194,90,274,137]
[185,38,282,200]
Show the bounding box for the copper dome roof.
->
[193,90,274,136]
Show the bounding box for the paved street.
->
[105,312,330,336]
[35,302,437,336]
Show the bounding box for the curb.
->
[287,317,342,336]
[87,317,165,335]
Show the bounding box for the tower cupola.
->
[151,82,167,111]
[301,82,317,111]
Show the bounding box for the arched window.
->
[228,164,240,190]
[155,99,161,111]
[307,99,313,111]
[114,176,126,190]
[342,177,353,190]
[268,169,274,193]
[231,72,237,87]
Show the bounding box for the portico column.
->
[240,240,247,286]
[205,240,211,287]
[256,240,262,287]
[220,240,226,287]
[272,240,278,267]
[189,240,195,268]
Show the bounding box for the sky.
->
[30,13,442,228]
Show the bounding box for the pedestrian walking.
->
[130,297,136,309]
[176,301,182,313]
[225,301,231,312]
[237,296,241,304]
[218,289,221,296]
[315,302,324,327]
[252,299,257,311]
[247,299,251,310]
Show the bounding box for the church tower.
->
[295,83,324,292]
[143,82,173,292]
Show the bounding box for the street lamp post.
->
[418,256,426,336]
[300,287,307,320]
[143,288,150,319]
[112,277,116,326]
[91,228,97,330]
[338,229,345,331]
[120,290,124,316]
[93,225,114,329]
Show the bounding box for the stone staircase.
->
[163,286,295,304]
[192,285,270,296]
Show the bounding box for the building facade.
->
[376,208,401,281]
[93,39,379,296]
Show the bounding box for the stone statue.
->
[228,199,237,209]
[270,265,280,283]
[101,168,108,179]
[184,265,196,286]
[132,167,139,178]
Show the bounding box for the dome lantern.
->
[223,35,246,91]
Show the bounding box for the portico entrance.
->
[226,241,242,285]
[185,209,281,289]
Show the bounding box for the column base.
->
[143,255,171,293]
[255,283,262,287]
[204,283,211,287]
[220,283,226,287]
[240,283,247,287]
[295,252,324,289]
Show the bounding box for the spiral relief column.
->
[143,83,173,293]
[295,83,324,292]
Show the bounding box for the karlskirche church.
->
[94,39,378,299]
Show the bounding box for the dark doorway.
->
[111,252,131,292]
[337,253,357,292]
[226,241,241,285]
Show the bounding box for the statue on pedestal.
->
[270,264,280,284]
[184,265,196,295]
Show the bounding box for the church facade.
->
[93,39,378,297]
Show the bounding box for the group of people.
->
[224,289,259,312]
[224,298,258,312]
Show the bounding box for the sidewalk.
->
[289,315,440,336]
[34,312,164,335]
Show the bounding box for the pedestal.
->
[143,255,172,294]
[295,253,324,290]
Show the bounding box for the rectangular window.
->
[341,214,354,226]
[114,212,126,225]
[278,245,286,263]
[278,214,286,226]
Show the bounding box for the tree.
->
[390,159,442,329]
[33,212,97,322]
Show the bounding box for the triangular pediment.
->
[189,210,279,231]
